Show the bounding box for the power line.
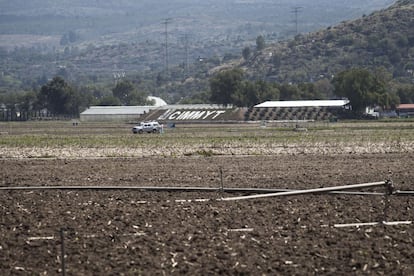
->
[291,6,303,35]
[162,18,173,75]
[182,34,190,77]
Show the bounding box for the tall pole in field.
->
[163,18,172,76]
[180,33,190,78]
[184,33,189,77]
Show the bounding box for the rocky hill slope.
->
[241,0,414,84]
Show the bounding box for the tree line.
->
[1,67,414,120]
[0,76,153,120]
[209,67,413,113]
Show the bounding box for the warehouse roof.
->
[81,96,168,116]
[254,100,350,108]
[158,104,233,110]
[81,106,152,115]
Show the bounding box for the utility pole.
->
[291,6,303,35]
[183,34,189,77]
[162,18,172,76]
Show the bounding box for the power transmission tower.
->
[291,6,303,35]
[162,18,172,75]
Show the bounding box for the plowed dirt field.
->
[1,153,413,275]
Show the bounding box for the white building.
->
[80,96,167,122]
[254,100,350,108]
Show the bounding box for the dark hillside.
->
[242,0,414,84]
[0,1,396,94]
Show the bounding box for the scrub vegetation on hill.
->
[243,0,414,85]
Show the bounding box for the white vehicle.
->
[132,121,162,134]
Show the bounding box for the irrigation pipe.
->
[1,182,412,198]
[220,181,389,201]
[0,185,392,196]
[395,190,414,195]
[333,221,412,228]
[0,185,221,192]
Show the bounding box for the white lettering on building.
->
[202,110,216,119]
[211,110,225,119]
[163,110,227,121]
[168,111,181,120]
[177,110,207,120]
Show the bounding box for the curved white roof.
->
[148,96,167,107]
[255,100,349,108]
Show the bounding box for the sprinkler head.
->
[385,179,395,195]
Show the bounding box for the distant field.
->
[1,120,413,158]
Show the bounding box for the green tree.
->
[278,83,301,100]
[112,80,150,106]
[298,83,326,99]
[332,69,376,112]
[112,80,135,105]
[38,76,81,115]
[210,70,279,107]
[242,46,251,60]
[99,95,122,106]
[332,68,398,112]
[209,69,244,106]
[394,84,414,103]
[0,93,18,113]
[78,85,106,106]
[313,79,335,99]
[243,80,279,106]
[19,91,38,112]
[231,81,253,107]
[256,35,265,51]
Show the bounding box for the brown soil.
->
[1,154,413,275]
